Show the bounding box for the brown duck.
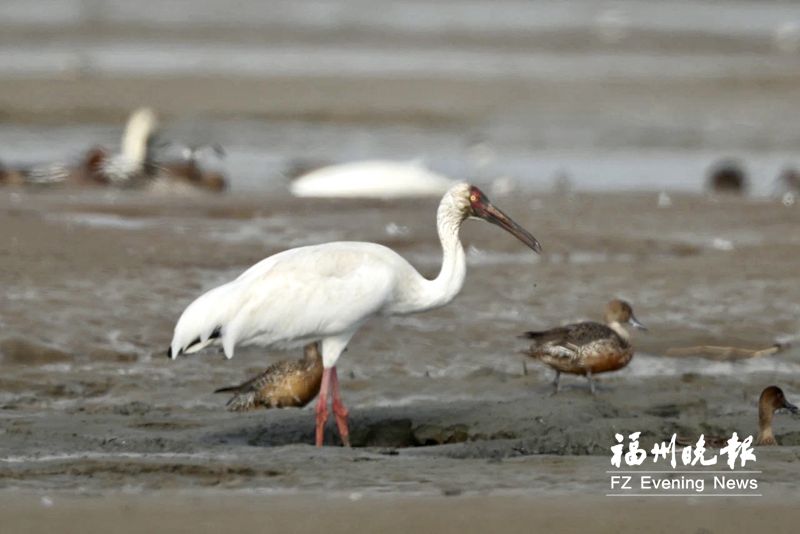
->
[520,299,647,394]
[756,385,798,446]
[214,342,323,411]
[677,385,798,448]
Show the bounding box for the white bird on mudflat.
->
[289,160,456,198]
[101,107,160,184]
[167,182,541,446]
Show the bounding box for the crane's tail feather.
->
[213,384,239,394]
[169,326,223,359]
[168,278,242,360]
[183,337,216,355]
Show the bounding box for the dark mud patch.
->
[0,460,286,488]
[112,401,153,416]
[86,347,139,363]
[776,430,800,446]
[227,413,489,449]
[131,420,205,431]
[207,393,702,456]
[351,418,415,448]
[3,419,34,436]
[644,399,708,418]
[0,337,72,365]
[349,419,474,448]
[43,380,114,399]
[0,379,113,410]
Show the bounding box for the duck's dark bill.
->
[629,316,648,331]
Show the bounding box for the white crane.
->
[102,107,159,184]
[167,182,541,446]
[289,160,456,198]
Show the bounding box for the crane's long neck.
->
[102,108,158,183]
[121,108,158,169]
[415,199,467,311]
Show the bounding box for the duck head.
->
[604,299,647,331]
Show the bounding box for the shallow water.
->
[2,1,800,195]
[3,119,800,196]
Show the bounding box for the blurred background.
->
[2,0,800,193]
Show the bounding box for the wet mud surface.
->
[1,191,799,498]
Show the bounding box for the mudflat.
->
[1,190,799,532]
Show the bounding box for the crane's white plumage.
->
[170,184,475,367]
[168,182,540,446]
[171,244,401,366]
[289,160,456,198]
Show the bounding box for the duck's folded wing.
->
[523,322,616,346]
[539,344,579,360]
[561,322,618,345]
[519,326,573,346]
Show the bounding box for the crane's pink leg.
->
[315,368,332,447]
[329,366,351,447]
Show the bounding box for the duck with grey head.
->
[520,299,647,394]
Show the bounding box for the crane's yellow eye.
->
[470,194,477,202]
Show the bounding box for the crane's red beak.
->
[469,186,542,253]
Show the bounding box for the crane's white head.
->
[444,182,542,253]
